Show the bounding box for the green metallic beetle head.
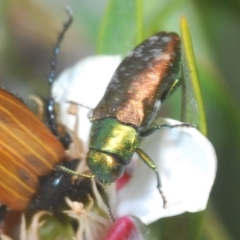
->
[86,149,125,184]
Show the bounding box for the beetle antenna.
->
[55,165,96,179]
[102,184,115,222]
[45,6,73,148]
[48,6,73,94]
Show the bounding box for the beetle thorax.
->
[86,118,138,183]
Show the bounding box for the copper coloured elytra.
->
[91,32,181,128]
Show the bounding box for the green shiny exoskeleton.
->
[88,118,138,183]
[87,32,182,206]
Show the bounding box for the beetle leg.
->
[140,123,197,137]
[135,148,167,208]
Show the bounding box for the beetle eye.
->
[111,165,123,181]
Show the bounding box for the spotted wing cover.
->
[92,32,181,129]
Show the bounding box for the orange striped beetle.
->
[0,89,65,210]
[0,8,75,215]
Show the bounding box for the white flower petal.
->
[52,55,121,148]
[116,118,217,224]
[53,56,217,226]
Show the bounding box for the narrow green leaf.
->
[180,16,207,135]
[97,0,143,55]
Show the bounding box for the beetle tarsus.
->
[158,188,167,209]
[154,169,168,208]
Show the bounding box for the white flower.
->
[117,117,216,224]
[53,55,122,151]
[52,55,217,226]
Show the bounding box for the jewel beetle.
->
[86,32,192,206]
[0,8,74,214]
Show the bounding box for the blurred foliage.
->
[0,0,240,239]
[97,0,143,55]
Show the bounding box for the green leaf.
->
[97,0,143,55]
[180,16,207,136]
